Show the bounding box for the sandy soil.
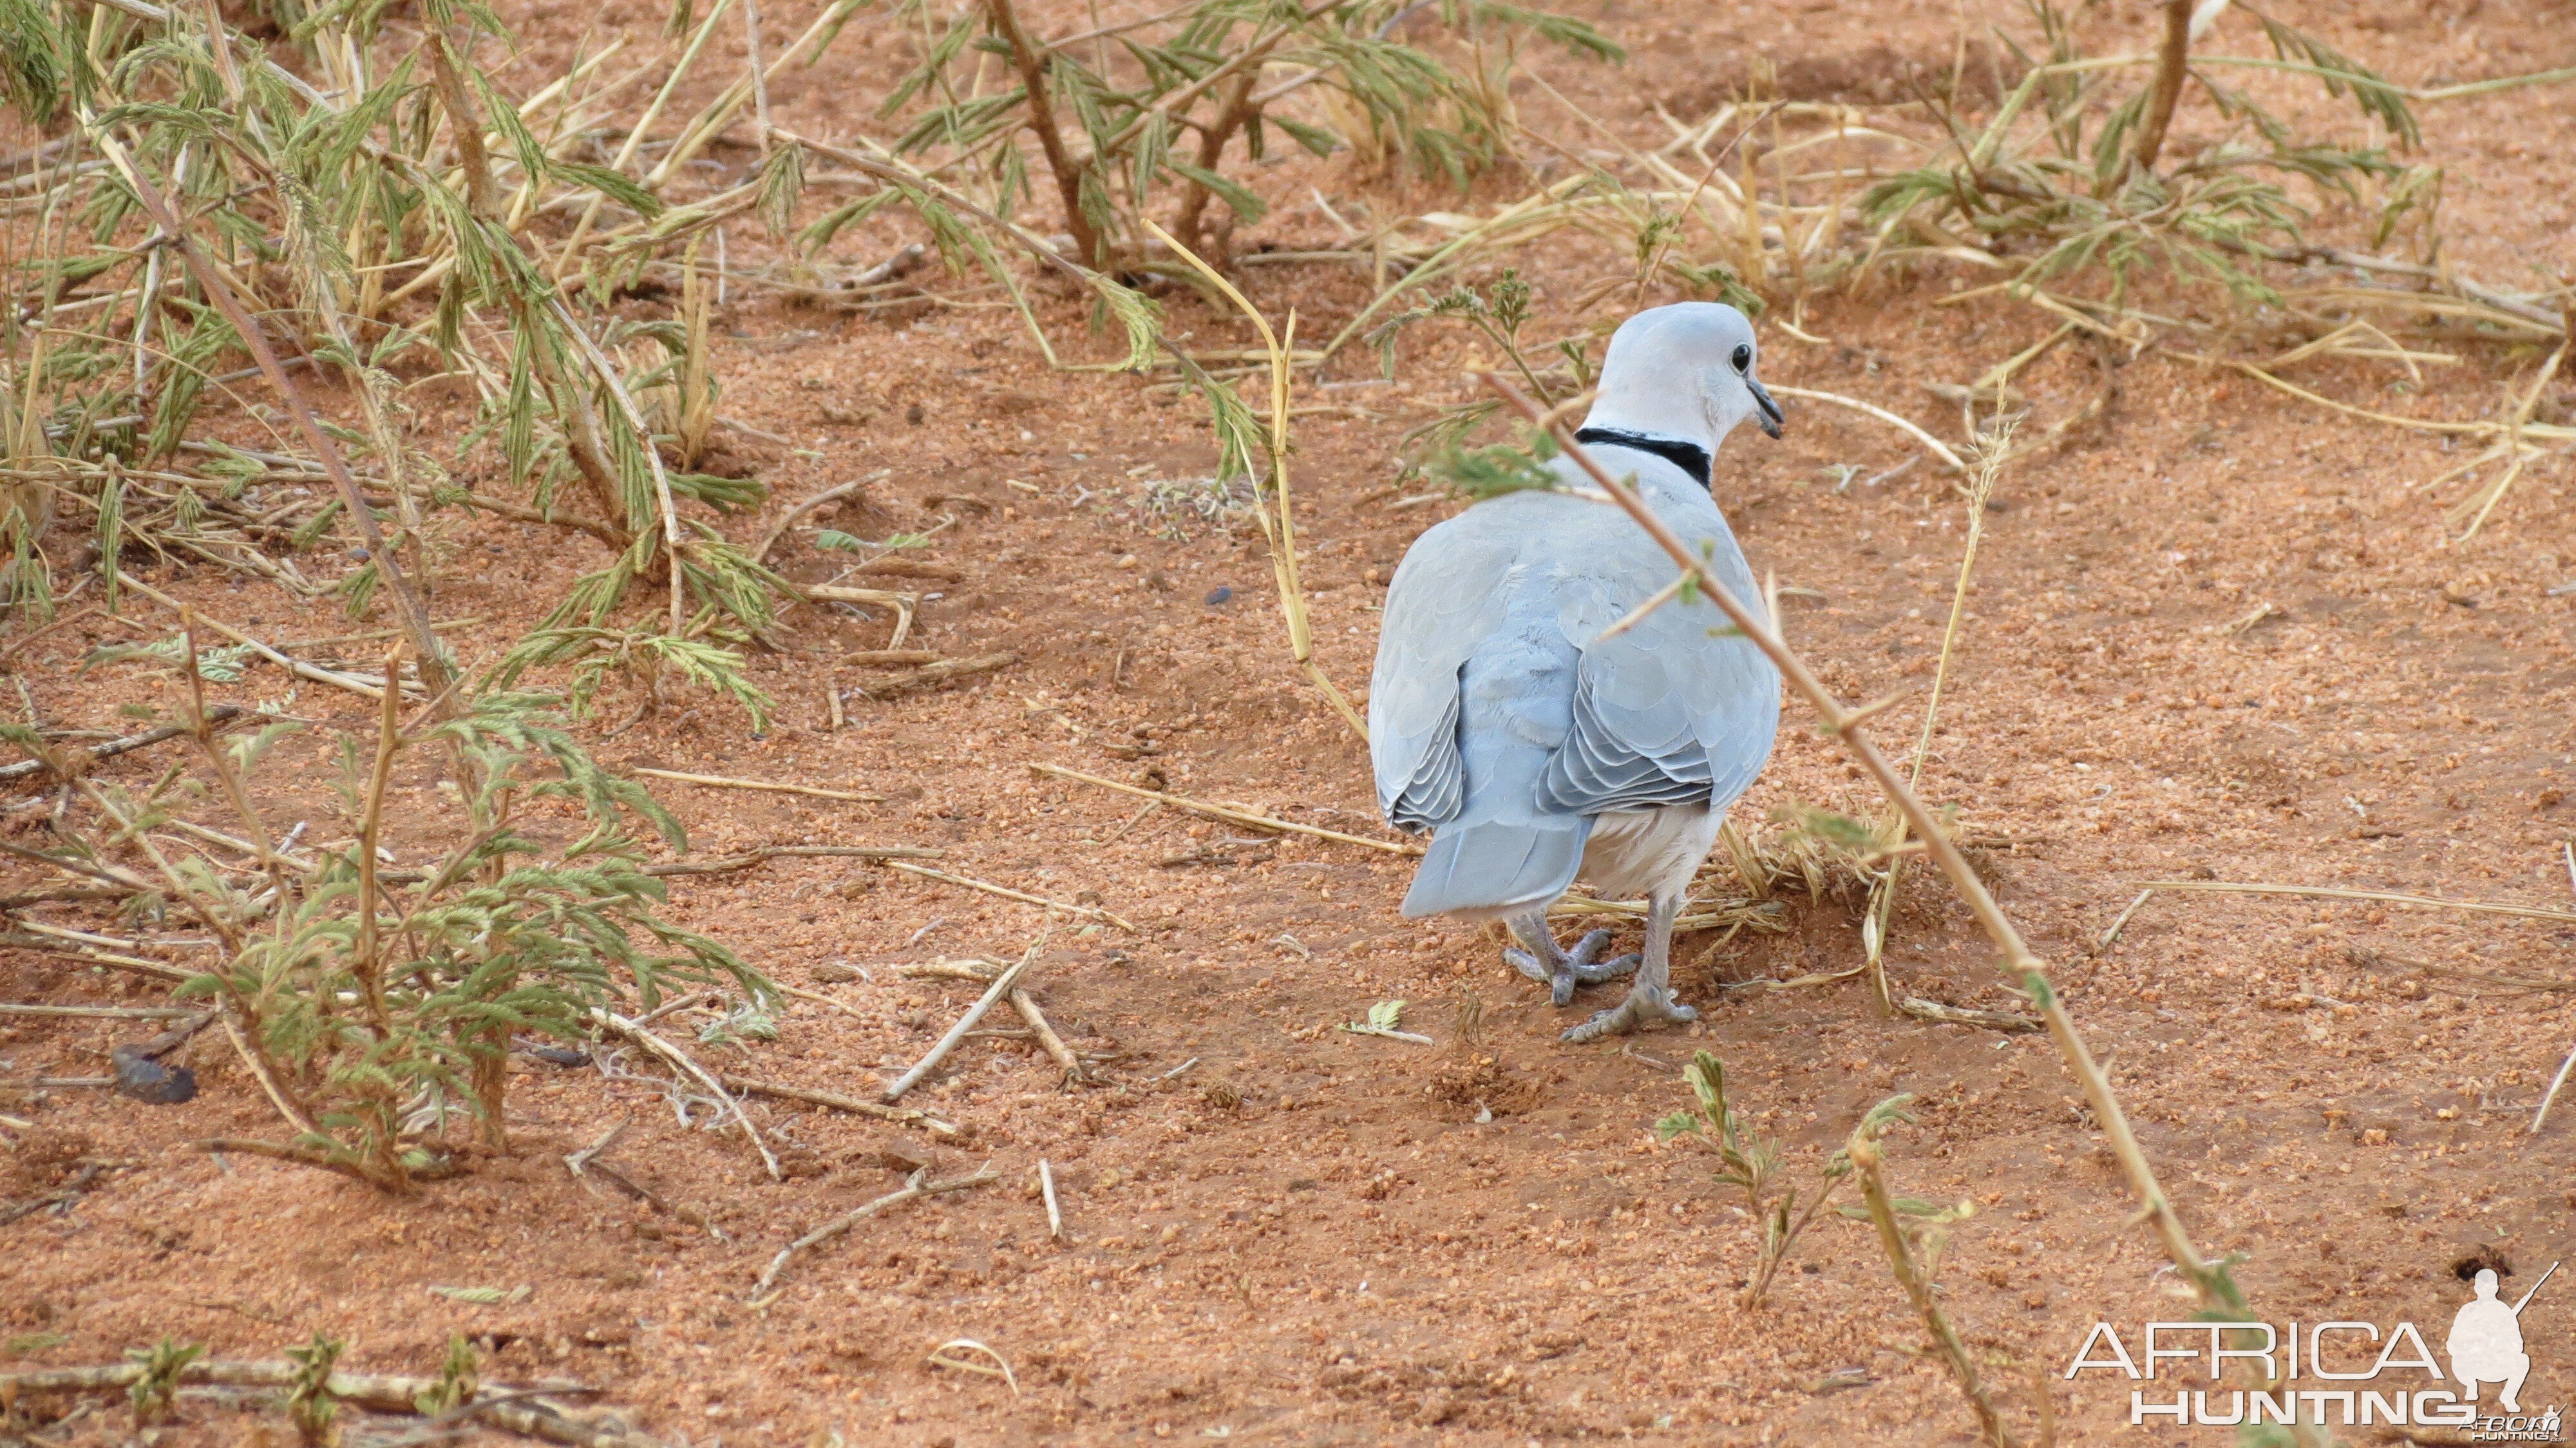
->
[6,0,2576,1443]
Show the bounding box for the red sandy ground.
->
[5,0,2575,1443]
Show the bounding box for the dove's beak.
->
[1749,376,1784,439]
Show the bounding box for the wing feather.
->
[1369,526,1513,830]
[1536,550,1779,817]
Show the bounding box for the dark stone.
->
[110,1045,197,1104]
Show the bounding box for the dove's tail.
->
[1400,818,1590,921]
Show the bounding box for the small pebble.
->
[1205,586,1234,605]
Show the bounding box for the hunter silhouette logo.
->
[2452,1262,2555,1415]
[2065,1257,2564,1437]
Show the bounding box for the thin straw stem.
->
[1476,372,2316,1443]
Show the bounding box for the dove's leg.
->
[1561,892,1695,1042]
[1502,911,1639,1007]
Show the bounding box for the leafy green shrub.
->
[849,0,1619,269]
[79,671,769,1191]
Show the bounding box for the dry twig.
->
[882,942,1039,1101]
[628,767,883,804]
[886,861,1135,931]
[638,844,942,878]
[1850,1124,2020,1447]
[848,652,1019,697]
[1031,762,1419,853]
[718,1073,960,1137]
[894,957,1088,1083]
[2130,879,2576,926]
[0,705,249,782]
[596,1007,782,1181]
[0,1359,629,1447]
[1479,372,2308,1413]
[751,1164,999,1297]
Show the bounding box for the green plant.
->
[412,1335,480,1417]
[0,0,851,717]
[1368,267,1587,477]
[65,647,772,1192]
[1862,0,2418,305]
[866,0,1617,271]
[1653,1050,1851,1309]
[1842,1099,2012,1446]
[284,1334,341,1445]
[124,1338,205,1425]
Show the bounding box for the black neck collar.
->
[1572,427,1710,489]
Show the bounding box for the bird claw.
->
[1559,986,1698,1044]
[1571,951,1642,985]
[1506,929,1629,1007]
[1503,948,1555,987]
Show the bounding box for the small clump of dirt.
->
[3,1124,93,1195]
[1426,994,1544,1118]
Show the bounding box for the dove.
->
[1369,303,1783,1041]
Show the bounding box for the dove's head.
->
[1582,303,1783,456]
[2476,1268,2500,1299]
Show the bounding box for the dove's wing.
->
[1368,521,1515,830]
[1535,487,1780,818]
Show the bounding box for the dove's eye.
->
[1730,344,1752,374]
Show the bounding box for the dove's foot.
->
[1560,984,1698,1043]
[1504,928,1638,1006]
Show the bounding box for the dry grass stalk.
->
[2130,879,2576,926]
[639,843,943,878]
[596,1008,782,1181]
[0,1358,631,1445]
[1040,1157,1065,1240]
[0,705,247,783]
[1482,372,2316,1439]
[926,1339,1019,1395]
[354,642,404,1038]
[79,125,456,707]
[885,862,1136,931]
[0,838,156,895]
[849,653,1020,698]
[900,960,1012,983]
[768,982,869,1020]
[1031,762,1420,854]
[1141,219,1368,743]
[2535,1047,2576,1138]
[1010,985,1088,1084]
[0,1004,201,1019]
[752,1164,1000,1299]
[905,957,1086,1081]
[1848,1112,2023,1448]
[627,768,883,804]
[1891,996,2041,1033]
[718,1074,960,1138]
[882,941,1040,1103]
[0,937,185,983]
[753,478,873,562]
[2345,946,2574,996]
[114,574,402,701]
[1865,417,2019,1015]
[1765,385,1967,473]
